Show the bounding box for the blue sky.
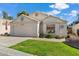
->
[0,3,79,24]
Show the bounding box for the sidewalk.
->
[0,36,32,47]
[0,45,34,56]
[31,38,65,42]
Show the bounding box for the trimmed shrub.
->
[45,34,56,38]
[39,33,45,38]
[55,35,65,39]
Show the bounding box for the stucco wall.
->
[0,20,11,35]
[55,24,67,36]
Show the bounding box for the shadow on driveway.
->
[64,38,79,49]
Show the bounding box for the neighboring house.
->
[0,19,12,35]
[72,23,79,36]
[10,12,67,37]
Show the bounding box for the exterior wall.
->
[55,24,67,36]
[72,23,79,35]
[43,23,47,34]
[10,17,39,37]
[39,22,43,34]
[0,20,11,35]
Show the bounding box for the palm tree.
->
[2,11,13,20]
[17,11,29,17]
[8,16,13,20]
[2,11,8,31]
[2,11,13,31]
[2,11,8,19]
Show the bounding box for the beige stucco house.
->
[0,19,12,35]
[10,12,67,37]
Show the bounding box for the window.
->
[47,24,55,33]
[60,25,64,28]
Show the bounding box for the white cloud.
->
[63,10,78,17]
[47,10,61,15]
[69,10,78,16]
[59,16,64,19]
[51,10,60,14]
[49,3,69,10]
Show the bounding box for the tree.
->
[77,14,79,20]
[70,14,79,26]
[17,11,29,17]
[8,16,13,20]
[2,11,8,19]
[2,11,13,20]
[2,11,13,32]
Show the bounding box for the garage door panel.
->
[13,22,37,37]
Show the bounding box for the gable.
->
[30,12,48,21]
[43,16,67,24]
[14,15,38,23]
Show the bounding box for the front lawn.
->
[10,39,79,56]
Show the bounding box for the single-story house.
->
[10,12,67,37]
[0,19,12,35]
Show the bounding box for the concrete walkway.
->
[0,36,33,56]
[31,38,65,42]
[0,45,34,56]
[0,36,31,47]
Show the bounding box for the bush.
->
[66,35,70,38]
[45,34,56,38]
[44,33,66,39]
[0,34,4,36]
[4,33,10,36]
[55,35,65,39]
[39,33,45,38]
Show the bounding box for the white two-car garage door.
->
[12,22,38,37]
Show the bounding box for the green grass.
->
[10,39,79,56]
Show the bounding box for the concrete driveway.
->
[0,36,33,56]
[0,36,31,47]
